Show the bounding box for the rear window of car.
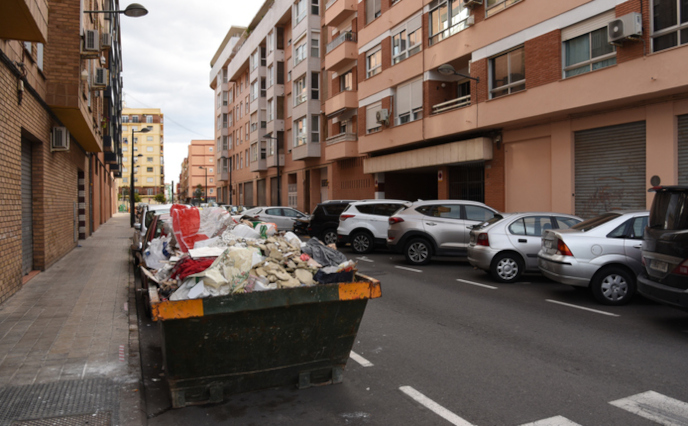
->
[509,216,554,236]
[322,204,349,216]
[571,212,620,231]
[556,216,581,229]
[649,191,688,230]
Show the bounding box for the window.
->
[295,0,306,24]
[245,123,249,140]
[652,0,688,52]
[251,80,259,101]
[147,177,154,183]
[146,146,154,152]
[251,50,259,70]
[267,65,274,87]
[366,101,382,134]
[147,167,154,172]
[268,99,274,122]
[564,28,616,78]
[366,47,382,78]
[395,78,423,125]
[123,147,128,152]
[509,216,554,236]
[246,96,250,113]
[267,31,274,54]
[146,115,153,123]
[393,15,423,63]
[122,116,129,123]
[294,116,307,146]
[209,147,214,152]
[311,35,320,57]
[287,70,292,81]
[311,0,319,15]
[428,0,470,46]
[366,0,381,24]
[147,157,153,162]
[311,72,319,99]
[486,0,522,17]
[294,75,307,105]
[147,136,153,141]
[261,78,266,97]
[490,46,525,98]
[311,115,319,143]
[132,116,139,123]
[228,88,233,103]
[223,91,228,106]
[340,70,353,91]
[37,43,43,71]
[294,40,307,65]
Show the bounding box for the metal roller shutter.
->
[678,114,688,186]
[244,181,254,207]
[21,141,33,275]
[574,121,646,219]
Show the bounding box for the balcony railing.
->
[431,95,471,115]
[326,31,356,54]
[326,132,357,145]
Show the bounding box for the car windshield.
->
[649,190,688,230]
[571,212,620,231]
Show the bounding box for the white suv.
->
[337,200,411,254]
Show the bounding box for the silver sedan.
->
[242,206,308,230]
[538,210,649,305]
[468,212,582,283]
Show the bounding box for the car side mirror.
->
[135,223,141,230]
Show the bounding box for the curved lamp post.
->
[84,3,149,17]
[199,166,208,204]
[130,126,151,227]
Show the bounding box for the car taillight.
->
[557,239,573,257]
[672,259,688,276]
[476,233,489,247]
[340,214,355,221]
[389,217,404,225]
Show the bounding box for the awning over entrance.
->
[363,137,493,174]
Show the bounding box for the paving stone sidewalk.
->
[0,213,145,426]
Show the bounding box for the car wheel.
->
[321,229,338,246]
[490,252,524,283]
[351,231,374,254]
[404,238,431,266]
[590,266,635,305]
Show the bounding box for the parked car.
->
[468,212,582,283]
[637,186,688,310]
[300,200,356,245]
[387,200,499,265]
[538,210,648,305]
[241,206,308,231]
[337,199,411,254]
[132,204,173,265]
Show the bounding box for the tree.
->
[154,193,166,204]
[134,193,142,203]
[194,184,204,204]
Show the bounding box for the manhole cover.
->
[12,412,110,426]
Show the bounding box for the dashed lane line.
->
[546,299,619,317]
[610,390,688,425]
[395,266,423,273]
[456,279,498,290]
[519,416,582,426]
[400,386,476,426]
[356,257,375,263]
[349,351,374,367]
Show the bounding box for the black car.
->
[300,200,356,245]
[637,186,688,309]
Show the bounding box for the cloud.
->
[120,0,262,185]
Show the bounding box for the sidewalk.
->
[0,213,145,426]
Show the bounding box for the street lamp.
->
[130,126,151,227]
[437,63,480,82]
[263,135,281,206]
[220,156,233,205]
[84,3,149,17]
[199,166,208,204]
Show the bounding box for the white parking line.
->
[356,257,374,263]
[349,351,374,367]
[546,300,619,317]
[610,391,688,425]
[395,266,423,273]
[520,416,582,426]
[456,279,498,290]
[400,386,476,426]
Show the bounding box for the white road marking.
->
[610,390,688,425]
[519,416,582,426]
[395,266,423,273]
[356,257,374,263]
[349,351,374,367]
[456,279,498,290]
[546,300,619,317]
[399,386,476,426]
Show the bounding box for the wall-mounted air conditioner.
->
[83,29,100,52]
[93,68,108,88]
[51,127,70,152]
[376,109,389,125]
[608,12,642,43]
[101,33,112,49]
[463,0,483,6]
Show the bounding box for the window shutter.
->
[411,79,423,111]
[367,102,381,131]
[408,14,422,33]
[561,10,615,41]
[396,83,411,116]
[366,0,375,23]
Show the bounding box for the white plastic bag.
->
[231,224,261,239]
[144,235,171,270]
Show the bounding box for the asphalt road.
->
[137,249,688,426]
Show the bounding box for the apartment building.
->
[211,0,688,218]
[180,140,217,204]
[118,107,165,205]
[0,0,125,301]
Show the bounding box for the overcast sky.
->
[120,1,262,187]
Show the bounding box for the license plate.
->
[649,259,668,273]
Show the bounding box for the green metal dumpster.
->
[149,274,382,408]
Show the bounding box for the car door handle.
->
[518,239,527,243]
[633,245,642,249]
[426,222,437,226]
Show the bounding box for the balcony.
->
[432,95,471,115]
[266,153,285,168]
[104,152,120,164]
[250,158,267,172]
[325,90,357,115]
[324,0,357,27]
[325,133,357,161]
[292,142,321,160]
[325,32,357,72]
[0,0,48,43]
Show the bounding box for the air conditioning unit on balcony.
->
[463,0,482,6]
[83,30,100,52]
[101,33,112,49]
[51,127,70,152]
[376,109,389,125]
[92,68,108,89]
[608,12,642,43]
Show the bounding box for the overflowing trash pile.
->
[141,204,357,301]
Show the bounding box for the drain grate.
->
[12,412,111,426]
